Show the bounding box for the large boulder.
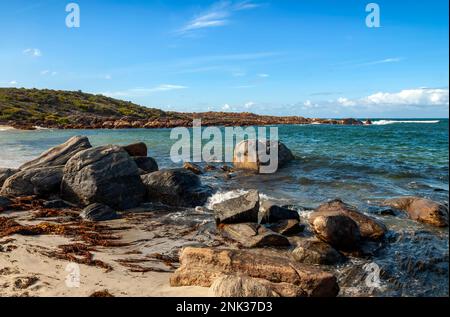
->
[309,212,361,251]
[213,190,260,224]
[268,219,304,236]
[171,247,339,297]
[292,238,344,265]
[19,136,91,170]
[210,275,308,297]
[133,157,158,175]
[80,203,119,222]
[122,142,147,157]
[0,168,18,187]
[314,199,387,240]
[61,145,145,210]
[382,197,448,227]
[140,169,212,208]
[220,223,290,248]
[233,140,294,173]
[1,166,63,198]
[259,201,300,224]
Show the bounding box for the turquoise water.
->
[0,119,448,296]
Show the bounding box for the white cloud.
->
[23,48,42,57]
[244,101,255,109]
[101,84,187,98]
[361,88,448,106]
[354,57,402,67]
[0,80,18,86]
[222,104,231,111]
[177,1,262,35]
[258,73,270,78]
[104,74,112,80]
[41,70,50,75]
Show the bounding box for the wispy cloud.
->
[101,84,187,98]
[0,80,18,87]
[176,1,262,35]
[257,73,270,78]
[41,70,57,76]
[23,48,42,57]
[356,57,403,66]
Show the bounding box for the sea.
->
[0,118,448,296]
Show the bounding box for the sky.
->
[0,0,448,118]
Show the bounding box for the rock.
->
[220,165,234,172]
[80,203,119,221]
[133,157,158,175]
[170,247,339,297]
[315,199,387,240]
[259,201,300,224]
[42,199,73,209]
[0,195,12,210]
[0,168,18,187]
[1,166,63,198]
[233,140,294,173]
[141,169,212,207]
[292,238,344,265]
[61,145,145,209]
[183,162,203,175]
[268,219,304,235]
[122,142,147,157]
[213,190,260,224]
[19,136,91,170]
[210,275,308,297]
[205,164,217,171]
[309,212,361,251]
[220,223,290,248]
[382,197,448,227]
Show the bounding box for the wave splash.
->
[372,120,440,125]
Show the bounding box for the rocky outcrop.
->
[170,247,339,297]
[141,169,212,207]
[80,203,119,222]
[309,212,361,251]
[61,145,146,210]
[183,162,204,175]
[382,197,448,227]
[210,275,308,297]
[268,219,304,235]
[213,190,260,224]
[233,140,294,173]
[1,166,63,198]
[314,199,387,240]
[220,223,290,248]
[133,157,158,175]
[122,142,147,157]
[259,201,300,224]
[0,168,18,188]
[0,195,12,210]
[19,136,91,170]
[292,238,344,265]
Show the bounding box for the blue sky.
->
[0,0,448,118]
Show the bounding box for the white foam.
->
[205,189,250,209]
[371,120,440,125]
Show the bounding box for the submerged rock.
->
[268,219,304,236]
[233,140,294,173]
[1,166,63,198]
[0,168,18,187]
[183,162,204,175]
[19,136,91,170]
[170,247,339,297]
[220,223,290,248]
[314,199,387,240]
[81,203,119,221]
[141,169,212,207]
[309,212,361,251]
[210,275,308,297]
[122,142,147,157]
[213,190,260,224]
[259,201,300,224]
[292,238,344,265]
[133,156,159,175]
[382,197,448,227]
[61,145,145,209]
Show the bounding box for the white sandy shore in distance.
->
[0,125,16,131]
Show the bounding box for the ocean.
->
[0,118,448,296]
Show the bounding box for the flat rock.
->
[0,168,18,187]
[309,212,361,251]
[314,199,387,240]
[141,169,212,207]
[170,247,339,297]
[213,190,260,224]
[268,219,304,235]
[292,238,344,265]
[19,136,91,170]
[61,145,146,209]
[382,197,448,227]
[220,223,290,248]
[259,201,300,224]
[133,156,159,175]
[210,275,308,297]
[122,142,147,157]
[80,203,119,221]
[1,166,63,198]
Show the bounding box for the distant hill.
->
[0,87,364,129]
